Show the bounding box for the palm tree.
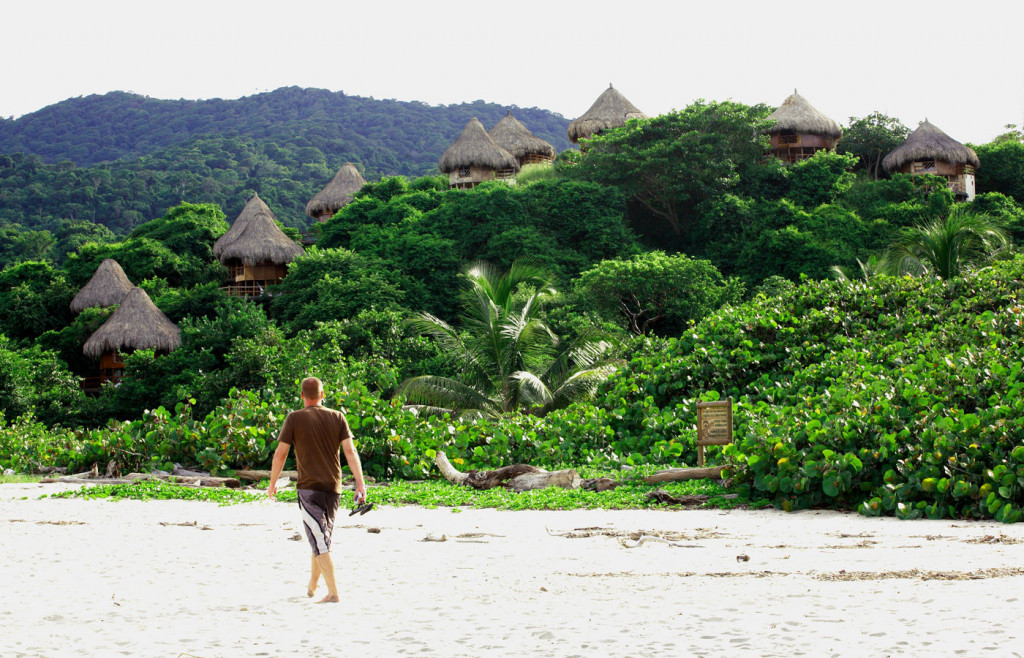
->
[395,261,621,419]
[831,255,884,283]
[883,206,1010,280]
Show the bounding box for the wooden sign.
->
[696,398,733,466]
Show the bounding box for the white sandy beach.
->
[1,482,1022,658]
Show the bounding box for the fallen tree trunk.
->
[646,490,740,506]
[435,451,581,492]
[149,472,242,488]
[40,477,134,485]
[643,467,723,484]
[234,469,298,483]
[39,473,240,488]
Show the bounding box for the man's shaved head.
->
[301,377,324,402]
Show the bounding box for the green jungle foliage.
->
[2,96,1024,523]
[397,261,622,418]
[316,177,640,314]
[975,140,1024,207]
[4,258,1023,522]
[601,255,1024,522]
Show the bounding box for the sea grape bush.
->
[1,378,677,479]
[596,255,1024,522]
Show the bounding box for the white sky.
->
[3,0,1022,145]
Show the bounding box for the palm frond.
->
[884,206,1010,279]
[543,363,624,413]
[394,375,500,418]
[511,371,554,408]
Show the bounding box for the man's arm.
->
[267,442,291,498]
[341,438,367,502]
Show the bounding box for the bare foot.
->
[317,594,340,604]
[307,585,316,598]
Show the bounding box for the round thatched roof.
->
[305,163,367,219]
[438,118,519,173]
[83,287,181,359]
[767,90,842,138]
[213,193,304,266]
[489,112,555,161]
[70,259,134,313]
[567,84,647,144]
[882,119,980,172]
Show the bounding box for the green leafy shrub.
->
[597,255,1024,522]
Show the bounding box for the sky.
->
[3,0,1023,145]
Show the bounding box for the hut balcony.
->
[221,260,287,297]
[769,132,838,164]
[221,279,277,299]
[520,153,554,167]
[899,161,976,201]
[81,351,126,393]
[449,166,498,190]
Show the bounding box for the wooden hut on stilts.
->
[567,84,647,148]
[214,193,305,298]
[766,90,843,164]
[305,163,367,223]
[72,258,137,392]
[882,120,980,201]
[438,118,519,189]
[489,112,556,173]
[82,287,181,388]
[70,259,134,313]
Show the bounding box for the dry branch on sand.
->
[434,452,728,493]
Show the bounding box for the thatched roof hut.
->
[767,91,842,139]
[882,119,980,173]
[213,193,304,266]
[489,112,556,166]
[766,90,842,163]
[567,84,647,144]
[439,118,519,173]
[438,118,519,188]
[83,287,180,359]
[70,259,134,313]
[305,163,367,222]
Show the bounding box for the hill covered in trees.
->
[0,87,572,173]
[0,87,572,235]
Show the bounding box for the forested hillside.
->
[0,87,572,171]
[0,87,571,237]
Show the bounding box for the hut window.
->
[912,161,936,173]
[458,168,471,178]
[779,133,800,145]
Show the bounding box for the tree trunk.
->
[434,451,581,492]
[234,469,298,483]
[39,473,240,488]
[643,466,723,484]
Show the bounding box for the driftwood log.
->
[40,471,241,488]
[40,477,134,485]
[643,466,723,484]
[646,490,739,506]
[235,469,298,483]
[435,451,582,492]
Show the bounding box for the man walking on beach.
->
[268,377,367,604]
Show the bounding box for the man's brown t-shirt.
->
[277,405,352,494]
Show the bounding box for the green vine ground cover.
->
[41,477,765,511]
